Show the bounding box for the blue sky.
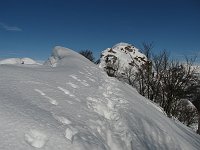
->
[0,0,199,62]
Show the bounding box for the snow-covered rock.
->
[99,42,147,74]
[0,46,200,150]
[0,57,39,65]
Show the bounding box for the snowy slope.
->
[0,46,200,150]
[99,42,146,73]
[0,57,39,65]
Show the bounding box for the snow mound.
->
[0,46,200,150]
[44,46,89,67]
[99,42,147,73]
[0,57,39,65]
[0,58,21,64]
[21,58,38,64]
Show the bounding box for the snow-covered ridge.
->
[44,46,90,67]
[0,46,200,150]
[0,57,39,65]
[99,42,147,73]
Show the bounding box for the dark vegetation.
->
[79,50,95,63]
[79,44,200,134]
[79,50,100,64]
[103,43,200,134]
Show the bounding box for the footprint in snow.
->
[21,81,42,85]
[34,89,45,96]
[53,115,72,125]
[57,87,75,97]
[34,89,58,105]
[69,74,81,82]
[66,82,79,89]
[83,68,92,75]
[87,72,92,76]
[86,76,96,82]
[65,127,78,141]
[79,71,85,75]
[69,74,90,86]
[25,129,48,148]
[81,80,89,86]
[87,97,98,102]
[44,96,58,105]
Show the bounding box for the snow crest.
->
[44,46,87,67]
[0,46,200,150]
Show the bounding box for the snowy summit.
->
[99,42,147,74]
[0,46,200,150]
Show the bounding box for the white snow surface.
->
[0,57,39,65]
[44,46,90,67]
[99,42,147,73]
[0,46,200,150]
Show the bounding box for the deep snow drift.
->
[0,46,200,150]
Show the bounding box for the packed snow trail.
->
[0,46,200,150]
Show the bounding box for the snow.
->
[44,46,90,67]
[0,57,40,65]
[34,88,58,105]
[57,86,75,97]
[24,129,48,148]
[65,127,78,141]
[53,115,72,125]
[0,46,200,150]
[66,82,79,88]
[21,58,39,65]
[181,99,197,109]
[99,42,147,73]
[0,58,21,64]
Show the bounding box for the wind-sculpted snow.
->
[0,57,39,65]
[0,46,200,150]
[44,46,90,67]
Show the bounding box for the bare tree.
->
[79,50,95,62]
[174,99,198,127]
[101,42,200,132]
[187,76,200,134]
[123,66,136,86]
[133,42,154,98]
[135,46,199,128]
[151,50,169,103]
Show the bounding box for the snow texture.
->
[24,129,48,148]
[99,42,147,73]
[0,45,200,150]
[0,57,39,65]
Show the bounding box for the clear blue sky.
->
[0,0,199,62]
